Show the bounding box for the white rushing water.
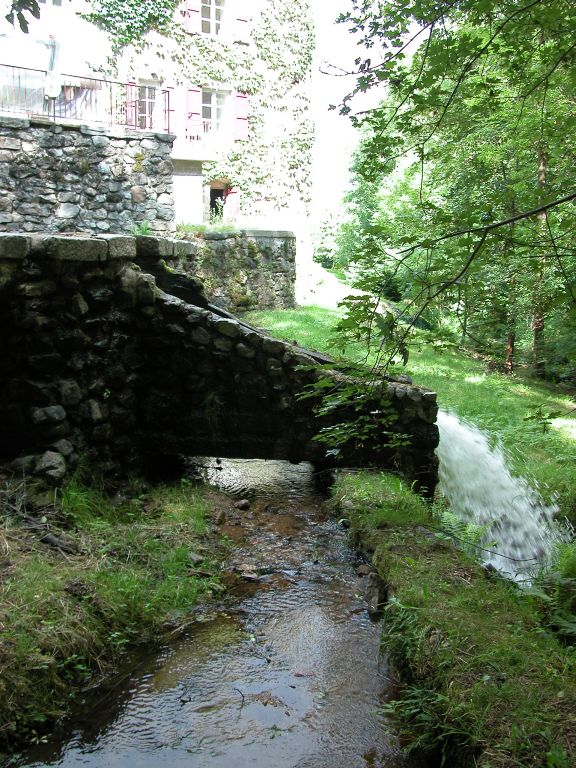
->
[436,410,564,580]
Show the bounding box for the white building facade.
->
[0,0,313,229]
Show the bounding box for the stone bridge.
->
[0,233,439,496]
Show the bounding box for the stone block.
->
[190,327,211,346]
[214,336,233,352]
[140,138,159,150]
[56,203,80,218]
[0,116,29,129]
[136,236,174,259]
[69,293,90,316]
[0,136,22,150]
[15,280,57,298]
[31,405,67,425]
[78,399,103,424]
[213,318,241,338]
[136,273,157,305]
[58,380,83,406]
[173,239,197,258]
[266,358,283,375]
[50,439,75,457]
[42,236,108,262]
[34,450,66,483]
[131,185,147,203]
[0,233,29,260]
[97,235,137,260]
[236,343,255,359]
[91,135,110,147]
[261,337,286,355]
[283,351,315,367]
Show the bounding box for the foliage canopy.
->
[332,0,576,380]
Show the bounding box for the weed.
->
[131,220,152,236]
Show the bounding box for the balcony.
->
[0,63,172,134]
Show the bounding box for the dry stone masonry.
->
[169,230,297,313]
[0,117,175,235]
[0,233,439,500]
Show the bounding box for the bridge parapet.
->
[0,233,439,497]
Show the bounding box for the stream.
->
[7,459,418,768]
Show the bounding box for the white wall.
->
[173,160,204,224]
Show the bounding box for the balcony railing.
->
[0,64,172,133]
[184,117,220,142]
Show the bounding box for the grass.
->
[0,475,224,749]
[246,306,576,523]
[335,471,576,767]
[176,222,239,237]
[247,305,576,762]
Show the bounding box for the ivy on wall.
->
[85,0,315,220]
[83,0,182,52]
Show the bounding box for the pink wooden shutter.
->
[234,92,249,140]
[224,187,240,218]
[182,0,201,34]
[234,0,250,41]
[186,86,202,140]
[125,83,137,128]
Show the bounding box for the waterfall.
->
[435,410,564,580]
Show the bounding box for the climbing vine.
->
[204,0,314,215]
[7,0,314,219]
[89,0,315,218]
[83,0,181,51]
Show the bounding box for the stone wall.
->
[0,117,175,235]
[0,233,439,499]
[169,230,296,312]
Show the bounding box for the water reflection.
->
[8,460,414,768]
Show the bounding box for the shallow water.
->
[8,460,415,768]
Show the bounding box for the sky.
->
[310,2,384,222]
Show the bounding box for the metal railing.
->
[185,117,217,142]
[0,63,172,133]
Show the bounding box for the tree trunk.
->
[532,145,548,379]
[503,187,517,374]
[504,327,515,373]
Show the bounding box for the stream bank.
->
[0,473,228,753]
[337,470,576,767]
[1,460,423,768]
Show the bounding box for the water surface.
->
[8,459,414,768]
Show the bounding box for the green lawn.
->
[246,306,576,521]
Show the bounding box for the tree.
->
[333,1,576,379]
[4,1,41,32]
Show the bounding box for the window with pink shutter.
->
[125,83,138,129]
[234,0,250,42]
[186,87,202,141]
[182,1,201,34]
[234,92,249,140]
[201,0,225,35]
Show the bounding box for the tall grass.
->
[246,306,576,522]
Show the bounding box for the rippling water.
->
[7,460,416,768]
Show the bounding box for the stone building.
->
[0,0,314,231]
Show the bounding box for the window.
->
[201,88,226,133]
[137,85,156,130]
[201,0,225,35]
